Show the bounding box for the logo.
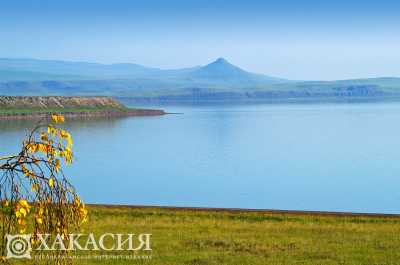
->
[5,233,151,260]
[6,234,32,259]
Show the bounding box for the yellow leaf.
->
[48,178,55,187]
[55,159,61,173]
[36,217,43,225]
[18,200,30,209]
[51,114,65,124]
[19,207,27,216]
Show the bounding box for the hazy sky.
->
[1,0,400,80]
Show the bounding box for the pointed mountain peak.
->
[204,58,240,70]
[191,57,250,80]
[209,57,232,66]
[214,57,228,63]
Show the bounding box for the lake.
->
[1,101,400,214]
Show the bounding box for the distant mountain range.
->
[0,57,284,83]
[1,57,400,101]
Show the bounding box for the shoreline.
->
[0,108,166,120]
[88,204,400,218]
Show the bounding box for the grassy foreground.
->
[19,205,398,265]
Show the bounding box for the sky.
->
[1,0,400,80]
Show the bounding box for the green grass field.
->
[16,205,400,265]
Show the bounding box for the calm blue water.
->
[1,102,400,214]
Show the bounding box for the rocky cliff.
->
[0,96,125,109]
[0,96,165,119]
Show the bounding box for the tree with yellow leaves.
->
[0,114,87,264]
